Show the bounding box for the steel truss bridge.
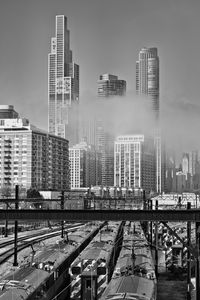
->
[0,209,200,222]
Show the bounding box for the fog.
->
[79,93,155,136]
[161,96,200,154]
[78,91,200,158]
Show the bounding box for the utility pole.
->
[187,202,191,300]
[61,191,64,239]
[196,221,200,300]
[149,199,153,247]
[142,190,148,236]
[155,199,158,278]
[13,185,19,266]
[4,203,8,237]
[143,190,146,210]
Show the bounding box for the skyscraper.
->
[69,141,98,189]
[48,15,79,145]
[97,74,126,186]
[182,153,189,179]
[98,74,126,97]
[136,47,163,193]
[136,47,159,118]
[114,135,155,191]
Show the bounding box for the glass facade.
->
[48,15,79,145]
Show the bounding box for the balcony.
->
[4,166,11,170]
[4,177,11,181]
[4,172,11,176]
[4,149,11,153]
[4,156,11,159]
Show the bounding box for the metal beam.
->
[162,221,196,258]
[1,209,200,221]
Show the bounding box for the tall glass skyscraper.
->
[48,15,79,145]
[136,47,163,193]
[136,47,159,119]
[97,74,126,186]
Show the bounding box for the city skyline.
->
[0,1,200,154]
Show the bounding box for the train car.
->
[100,222,157,300]
[0,222,104,300]
[70,221,124,299]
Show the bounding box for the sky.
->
[0,0,200,154]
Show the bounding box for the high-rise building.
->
[136,47,159,117]
[48,15,79,145]
[176,171,186,193]
[95,74,126,186]
[0,105,19,119]
[188,151,199,176]
[98,74,126,97]
[136,47,163,193]
[69,141,99,189]
[114,135,156,191]
[182,153,189,179]
[165,148,176,193]
[0,108,70,191]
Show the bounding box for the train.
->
[0,222,105,300]
[0,221,156,300]
[70,221,124,299]
[100,222,157,300]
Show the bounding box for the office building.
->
[176,171,186,193]
[114,135,156,191]
[182,153,189,179]
[96,74,126,186]
[165,149,176,193]
[0,105,19,119]
[136,47,163,192]
[0,111,69,191]
[48,15,79,145]
[188,150,200,176]
[69,141,98,189]
[98,74,126,97]
[136,47,159,117]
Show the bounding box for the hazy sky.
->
[0,0,200,152]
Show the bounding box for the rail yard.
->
[0,193,199,300]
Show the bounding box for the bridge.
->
[0,208,200,221]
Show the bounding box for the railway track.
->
[0,222,106,300]
[0,223,84,265]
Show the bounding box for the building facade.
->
[136,47,159,117]
[114,135,156,192]
[182,153,189,179]
[98,74,126,97]
[48,15,79,145]
[176,171,186,193]
[0,105,19,119]
[136,48,163,193]
[0,116,69,191]
[96,73,126,186]
[165,149,176,193]
[69,141,98,189]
